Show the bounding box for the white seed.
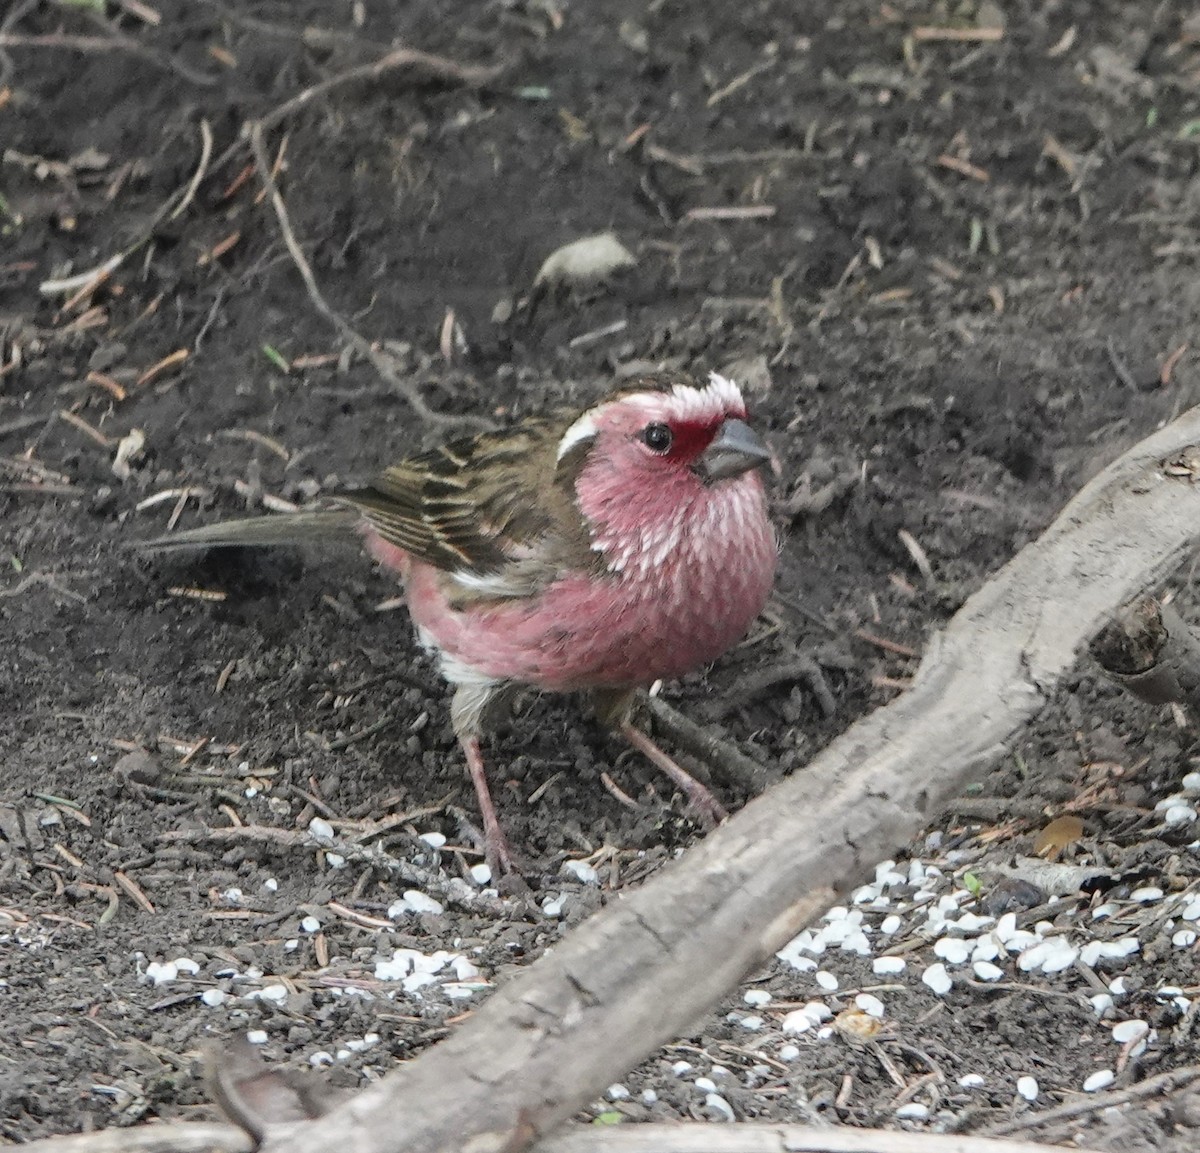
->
[873,956,906,975]
[922,963,952,995]
[1016,1076,1038,1102]
[1083,1070,1115,1092]
[855,993,885,1018]
[934,937,972,964]
[1111,1019,1149,1044]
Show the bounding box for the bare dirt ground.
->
[4,0,1200,1148]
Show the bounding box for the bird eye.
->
[641,423,673,453]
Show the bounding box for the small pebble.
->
[308,817,334,841]
[704,1093,735,1122]
[895,1103,928,1120]
[743,989,772,1006]
[607,1084,629,1101]
[1016,1076,1038,1102]
[418,832,447,848]
[959,1074,985,1089]
[778,1044,800,1061]
[1083,1070,1115,1092]
[880,914,903,934]
[470,863,492,885]
[816,970,838,991]
[873,956,906,975]
[300,915,321,933]
[694,1077,717,1093]
[973,961,1004,982]
[200,989,226,1007]
[246,1030,269,1045]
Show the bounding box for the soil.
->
[4,0,1200,1147]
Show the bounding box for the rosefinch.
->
[142,372,777,873]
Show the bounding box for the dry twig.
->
[246,121,488,432]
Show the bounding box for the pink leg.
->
[619,721,728,828]
[460,734,516,876]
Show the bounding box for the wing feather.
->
[336,414,592,581]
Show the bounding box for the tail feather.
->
[136,510,359,552]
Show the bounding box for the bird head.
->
[556,372,773,488]
[555,373,774,576]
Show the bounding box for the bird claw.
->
[682,784,728,829]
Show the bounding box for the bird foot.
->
[619,720,728,829]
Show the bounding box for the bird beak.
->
[696,418,774,482]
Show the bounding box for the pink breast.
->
[399,476,777,692]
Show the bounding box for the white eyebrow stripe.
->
[556,374,747,462]
[556,408,604,461]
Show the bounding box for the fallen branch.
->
[545,1126,1111,1153]
[217,408,1200,1153]
[1091,596,1200,710]
[18,1121,1111,1153]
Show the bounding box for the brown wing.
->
[337,413,586,576]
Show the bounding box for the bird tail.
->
[135,510,360,552]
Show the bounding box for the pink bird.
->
[143,372,778,873]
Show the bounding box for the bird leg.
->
[459,734,516,877]
[450,681,520,876]
[593,689,729,827]
[618,722,729,827]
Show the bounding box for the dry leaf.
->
[1033,815,1084,859]
[834,1008,882,1041]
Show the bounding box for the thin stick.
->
[208,44,508,176]
[246,121,486,432]
[984,1063,1200,1136]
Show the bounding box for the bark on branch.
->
[18,1121,1111,1153]
[234,411,1200,1153]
